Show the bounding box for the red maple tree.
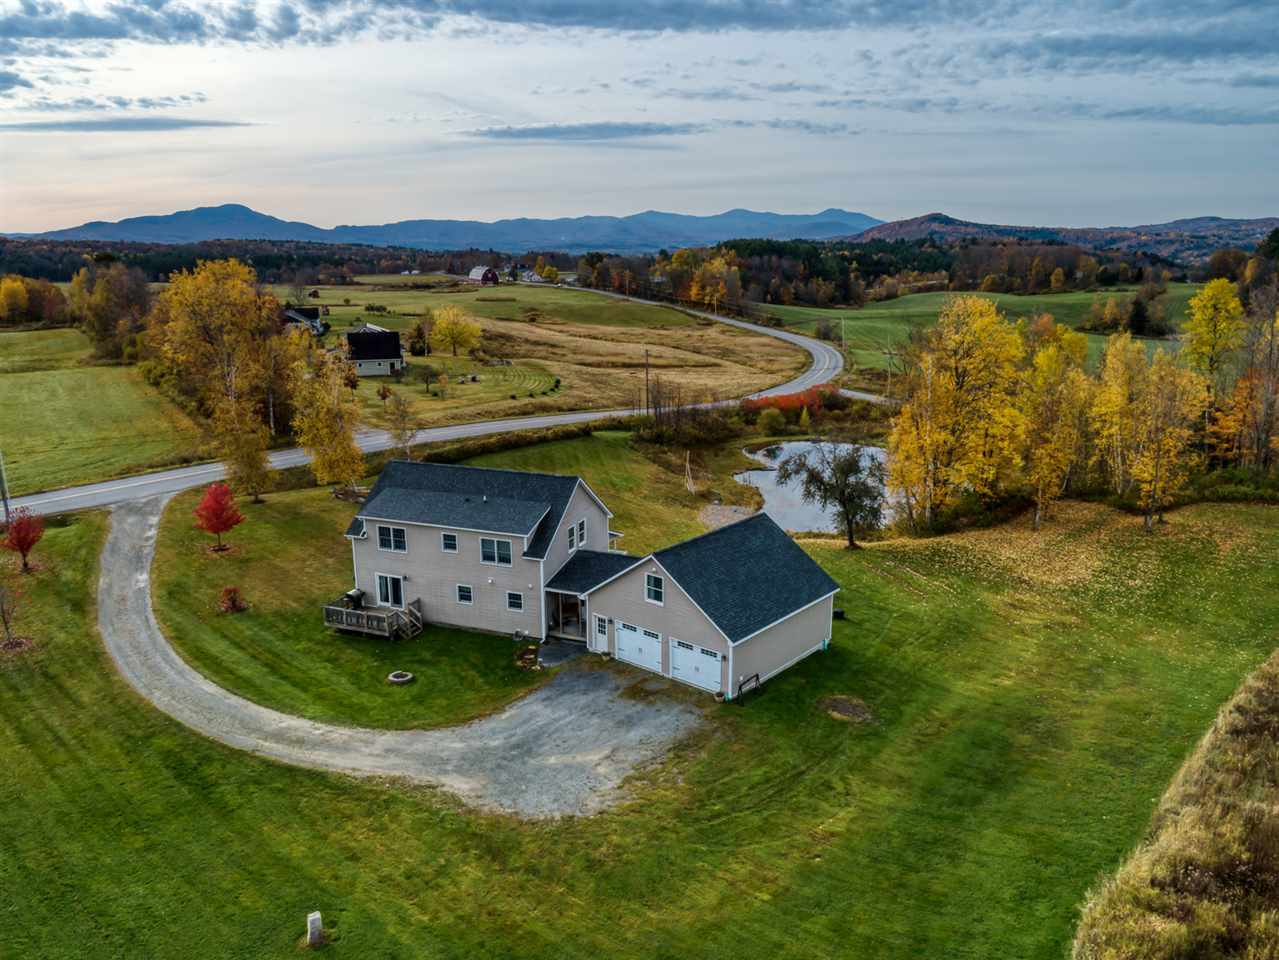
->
[193,482,244,551]
[2,508,45,573]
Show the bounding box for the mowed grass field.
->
[274,281,807,425]
[0,328,205,495]
[7,430,1279,958]
[768,283,1198,370]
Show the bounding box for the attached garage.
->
[669,639,722,693]
[615,622,662,673]
[581,513,838,700]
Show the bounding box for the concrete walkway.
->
[98,495,701,817]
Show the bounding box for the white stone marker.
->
[306,911,324,947]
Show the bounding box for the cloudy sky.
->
[1,0,1276,232]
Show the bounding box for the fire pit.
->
[386,671,415,685]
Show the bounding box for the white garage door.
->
[615,621,662,674]
[669,639,722,693]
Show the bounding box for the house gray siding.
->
[730,594,834,690]
[543,483,611,579]
[355,357,404,377]
[587,560,729,689]
[352,520,544,637]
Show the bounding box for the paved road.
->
[12,293,851,516]
[99,495,701,816]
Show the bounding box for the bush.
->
[218,586,248,614]
[757,408,786,435]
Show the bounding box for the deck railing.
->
[323,597,424,638]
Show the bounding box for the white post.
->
[306,911,324,947]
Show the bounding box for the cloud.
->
[1057,101,1279,126]
[1228,73,1279,88]
[0,116,251,131]
[19,91,208,112]
[464,121,707,141]
[0,68,32,94]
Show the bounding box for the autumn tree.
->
[290,351,365,493]
[193,482,244,551]
[430,305,481,357]
[1022,339,1092,528]
[151,258,281,412]
[213,397,272,503]
[777,440,886,548]
[67,261,151,359]
[2,508,44,573]
[1131,350,1208,530]
[1050,267,1067,293]
[1183,278,1246,393]
[888,296,1025,528]
[1090,332,1149,496]
[387,390,419,457]
[0,276,28,322]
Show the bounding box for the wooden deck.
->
[323,597,423,638]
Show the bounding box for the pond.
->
[734,440,889,533]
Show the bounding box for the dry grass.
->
[1073,650,1279,960]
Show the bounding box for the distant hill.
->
[21,203,883,254]
[856,212,1279,263]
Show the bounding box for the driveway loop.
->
[99,496,701,817]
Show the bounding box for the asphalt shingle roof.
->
[346,460,582,558]
[546,550,642,595]
[652,513,839,643]
[346,330,402,361]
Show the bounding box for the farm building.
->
[346,329,405,376]
[467,266,500,285]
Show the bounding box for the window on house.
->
[567,524,576,552]
[645,573,664,605]
[456,584,473,605]
[506,591,524,611]
[480,538,512,566]
[642,629,660,640]
[595,615,608,638]
[377,525,407,552]
[440,532,458,553]
[577,518,587,547]
[376,573,404,608]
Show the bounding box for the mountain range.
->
[855,213,1279,262]
[15,204,883,254]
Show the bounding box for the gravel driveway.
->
[99,496,702,817]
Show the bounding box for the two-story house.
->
[325,460,839,700]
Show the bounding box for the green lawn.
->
[0,328,206,495]
[6,441,1279,958]
[767,283,1198,370]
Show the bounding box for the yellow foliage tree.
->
[1050,267,1067,293]
[0,276,29,321]
[1022,342,1092,528]
[153,258,280,410]
[1131,350,1208,530]
[888,296,1025,527]
[429,306,482,357]
[290,352,364,493]
[1090,332,1149,495]
[1183,277,1245,389]
[213,396,272,503]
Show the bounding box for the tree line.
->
[887,273,1278,533]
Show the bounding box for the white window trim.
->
[645,573,665,607]
[576,518,587,549]
[440,532,458,553]
[375,572,405,609]
[456,584,474,605]
[567,524,577,552]
[479,537,513,567]
[376,524,408,554]
[506,591,525,612]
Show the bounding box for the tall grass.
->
[1074,650,1279,959]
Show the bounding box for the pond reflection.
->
[734,441,889,533]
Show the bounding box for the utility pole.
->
[0,448,10,527]
[644,348,650,417]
